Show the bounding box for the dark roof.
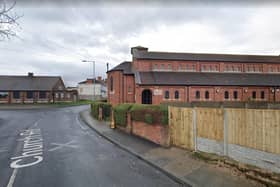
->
[138,72,280,86]
[78,79,106,85]
[107,61,133,74]
[0,75,62,91]
[133,50,280,63]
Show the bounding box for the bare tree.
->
[0,1,21,40]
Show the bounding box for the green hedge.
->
[113,103,133,127]
[130,104,168,125]
[91,102,112,121]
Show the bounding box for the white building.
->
[78,77,107,100]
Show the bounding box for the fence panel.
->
[169,107,194,150]
[196,108,224,141]
[227,108,280,154]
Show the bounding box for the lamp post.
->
[82,60,95,101]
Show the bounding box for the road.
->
[0,105,180,187]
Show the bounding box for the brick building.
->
[0,73,77,104]
[78,76,107,100]
[107,46,280,105]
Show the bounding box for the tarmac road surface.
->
[0,105,181,187]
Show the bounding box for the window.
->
[110,76,113,91]
[252,91,256,99]
[128,86,132,93]
[13,91,20,99]
[168,64,172,70]
[233,91,238,100]
[60,93,64,98]
[26,91,33,99]
[67,93,71,99]
[224,91,229,100]
[175,90,179,99]
[192,65,196,71]
[261,91,265,99]
[55,93,59,98]
[164,91,169,99]
[154,64,158,70]
[39,91,46,99]
[195,91,200,99]
[178,64,182,71]
[205,91,209,99]
[161,64,164,70]
[0,92,8,99]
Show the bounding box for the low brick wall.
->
[131,121,170,147]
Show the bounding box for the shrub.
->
[91,102,112,120]
[130,104,168,126]
[113,103,133,127]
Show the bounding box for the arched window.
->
[165,91,169,99]
[261,91,265,99]
[252,91,256,99]
[224,91,229,100]
[110,76,113,91]
[233,91,238,99]
[195,91,200,99]
[175,91,179,99]
[205,91,209,99]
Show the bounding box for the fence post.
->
[193,107,197,152]
[223,109,228,156]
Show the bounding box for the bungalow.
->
[0,73,77,104]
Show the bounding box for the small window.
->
[178,64,182,70]
[261,91,265,99]
[224,91,229,100]
[168,64,172,70]
[13,91,20,99]
[175,90,179,99]
[192,65,196,71]
[233,91,238,100]
[252,91,256,99]
[55,93,59,98]
[60,93,64,98]
[39,91,46,99]
[164,91,169,99]
[161,64,165,70]
[0,92,9,99]
[128,86,132,93]
[195,91,200,99]
[26,91,33,99]
[154,64,158,70]
[110,76,113,91]
[205,91,209,99]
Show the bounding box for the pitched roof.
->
[133,50,280,63]
[78,79,106,85]
[138,72,280,86]
[107,61,133,74]
[0,75,62,91]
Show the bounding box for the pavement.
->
[80,109,264,187]
[0,105,180,187]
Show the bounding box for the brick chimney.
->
[131,46,148,55]
[28,72,34,77]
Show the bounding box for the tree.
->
[0,1,21,40]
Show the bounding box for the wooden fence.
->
[169,106,280,155]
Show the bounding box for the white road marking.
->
[6,168,18,187]
[76,115,87,130]
[48,140,78,152]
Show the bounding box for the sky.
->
[1,1,280,86]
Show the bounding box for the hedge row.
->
[113,103,168,127]
[91,102,112,121]
[113,104,133,127]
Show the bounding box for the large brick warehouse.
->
[107,46,280,105]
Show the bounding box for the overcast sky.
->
[1,1,280,86]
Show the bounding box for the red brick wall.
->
[132,121,170,147]
[107,70,136,105]
[132,59,280,74]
